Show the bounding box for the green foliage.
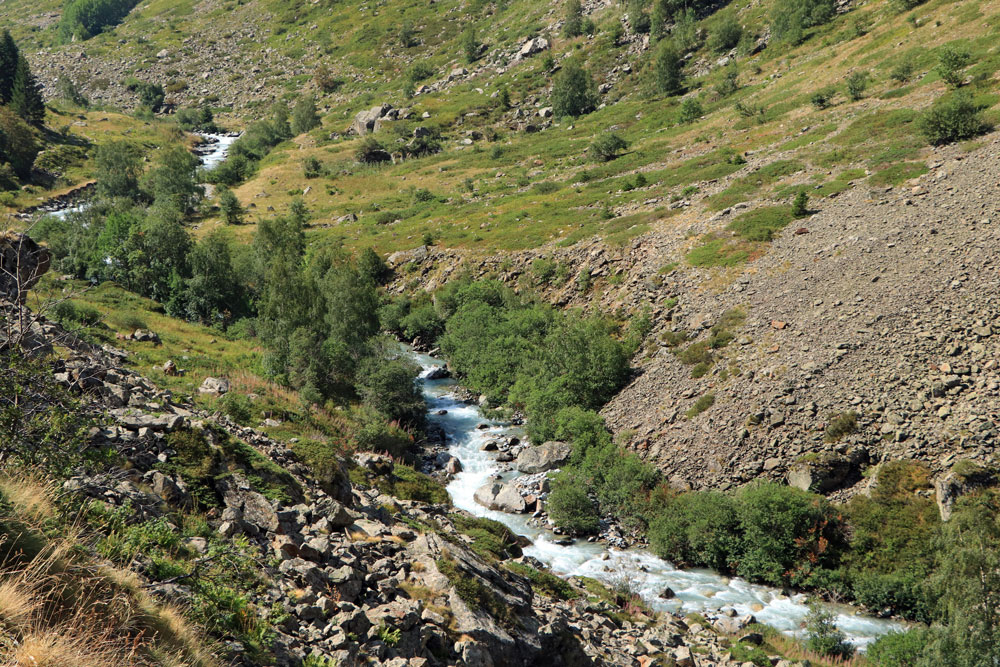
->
[590,133,628,162]
[450,513,522,562]
[50,299,102,327]
[95,140,144,200]
[126,79,166,112]
[548,479,600,534]
[728,206,795,242]
[355,136,390,164]
[563,0,584,37]
[142,144,203,213]
[376,464,450,504]
[551,59,599,117]
[792,191,809,218]
[175,106,216,132]
[685,393,715,417]
[291,96,321,135]
[771,0,834,43]
[505,562,578,600]
[805,602,855,659]
[890,58,916,83]
[824,411,858,442]
[0,107,39,180]
[919,92,989,145]
[936,45,971,88]
[710,12,743,54]
[436,551,516,627]
[209,104,293,185]
[10,55,44,126]
[0,32,18,105]
[461,28,480,63]
[845,71,870,101]
[356,349,425,428]
[217,186,244,225]
[649,491,739,571]
[678,98,703,124]
[810,89,833,109]
[59,0,141,41]
[867,629,929,666]
[654,43,683,96]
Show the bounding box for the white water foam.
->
[413,352,905,649]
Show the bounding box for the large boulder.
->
[786,448,868,493]
[216,473,279,535]
[198,376,230,395]
[935,462,999,520]
[351,103,392,135]
[514,441,572,474]
[474,481,527,513]
[1,232,50,303]
[518,37,549,59]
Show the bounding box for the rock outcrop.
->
[1,232,50,303]
[514,441,572,474]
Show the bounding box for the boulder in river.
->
[514,441,572,474]
[474,481,527,513]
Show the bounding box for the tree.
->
[127,80,165,112]
[56,76,89,108]
[461,28,480,63]
[123,205,191,302]
[355,347,425,427]
[678,97,703,123]
[142,144,202,213]
[655,43,683,96]
[0,31,19,104]
[11,55,45,126]
[628,0,651,34]
[181,230,246,324]
[563,0,584,37]
[0,107,39,179]
[95,141,144,201]
[709,12,743,53]
[551,60,599,117]
[217,186,243,224]
[845,71,869,101]
[771,0,835,43]
[919,493,1000,667]
[357,247,389,285]
[291,96,320,135]
[649,492,740,571]
[792,192,809,217]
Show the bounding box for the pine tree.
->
[11,55,45,126]
[0,31,20,104]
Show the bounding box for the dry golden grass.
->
[0,578,39,635]
[7,630,124,667]
[0,476,55,524]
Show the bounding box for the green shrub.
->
[505,562,578,600]
[685,393,715,417]
[303,156,323,179]
[50,300,102,327]
[436,552,515,627]
[936,45,970,88]
[728,206,794,242]
[678,98,703,124]
[890,59,915,83]
[461,27,480,63]
[531,257,559,284]
[710,13,742,54]
[548,480,600,534]
[824,411,858,442]
[867,628,929,666]
[220,392,254,424]
[792,192,809,218]
[450,513,522,562]
[654,43,683,96]
[377,464,450,504]
[845,71,869,101]
[649,491,739,570]
[810,89,833,109]
[355,137,390,164]
[590,133,628,162]
[919,92,989,144]
[804,602,855,659]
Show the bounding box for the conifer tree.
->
[0,31,20,104]
[11,55,45,126]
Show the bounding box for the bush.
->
[867,628,929,666]
[551,60,599,117]
[678,98,703,123]
[685,393,715,417]
[649,491,739,571]
[845,71,869,101]
[936,45,970,88]
[0,107,38,179]
[890,59,915,83]
[590,133,628,162]
[563,0,584,37]
[355,137,391,164]
[804,603,854,659]
[59,0,141,41]
[919,92,988,144]
[810,89,833,109]
[303,156,323,179]
[548,479,600,534]
[771,0,834,43]
[792,192,809,218]
[51,299,102,327]
[461,28,480,63]
[710,13,742,53]
[314,64,344,93]
[291,96,321,135]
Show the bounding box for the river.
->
[412,351,905,649]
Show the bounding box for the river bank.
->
[411,349,906,650]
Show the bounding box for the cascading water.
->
[413,350,906,649]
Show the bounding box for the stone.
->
[787,448,868,493]
[936,463,998,520]
[518,37,549,58]
[473,481,527,513]
[514,441,572,474]
[352,104,392,135]
[198,376,230,395]
[0,232,50,304]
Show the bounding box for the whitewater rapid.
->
[413,351,905,649]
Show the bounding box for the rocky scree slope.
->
[389,133,1000,500]
[1,237,807,666]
